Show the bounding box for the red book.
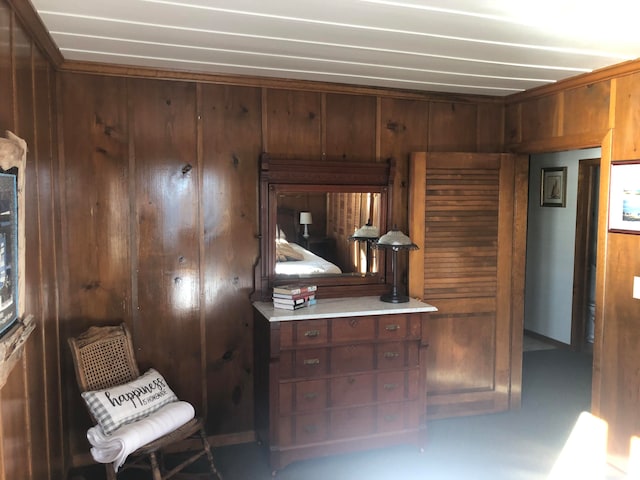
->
[272,284,317,295]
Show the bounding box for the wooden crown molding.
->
[58,59,505,104]
[506,58,640,104]
[7,0,64,66]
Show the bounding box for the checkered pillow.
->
[81,368,178,435]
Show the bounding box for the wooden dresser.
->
[253,297,437,472]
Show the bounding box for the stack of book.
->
[272,284,317,310]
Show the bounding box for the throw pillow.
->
[81,368,178,435]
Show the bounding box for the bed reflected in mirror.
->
[275,191,382,279]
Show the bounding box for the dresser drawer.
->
[376,369,419,403]
[332,316,376,342]
[279,379,327,415]
[329,405,376,440]
[376,342,419,370]
[330,373,375,407]
[331,344,375,374]
[377,401,422,434]
[378,314,421,340]
[278,412,328,447]
[279,319,328,348]
[280,348,328,379]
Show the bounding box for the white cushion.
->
[81,368,178,435]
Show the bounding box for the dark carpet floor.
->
[71,349,617,480]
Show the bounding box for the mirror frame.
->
[253,153,395,301]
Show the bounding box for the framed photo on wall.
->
[608,160,640,234]
[540,166,567,207]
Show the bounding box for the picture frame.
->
[0,132,25,338]
[608,160,640,234]
[540,166,567,207]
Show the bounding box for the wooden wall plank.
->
[520,93,562,143]
[32,47,60,479]
[129,78,202,408]
[612,73,640,160]
[380,97,429,232]
[563,83,610,137]
[0,3,12,132]
[0,359,30,480]
[200,84,261,435]
[477,102,504,152]
[265,89,321,155]
[428,102,477,151]
[325,93,376,159]
[58,72,130,458]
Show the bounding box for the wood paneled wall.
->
[0,2,62,480]
[56,71,504,465]
[505,60,640,471]
[12,0,640,475]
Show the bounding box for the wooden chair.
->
[68,323,223,480]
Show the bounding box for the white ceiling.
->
[30,0,640,97]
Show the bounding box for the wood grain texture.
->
[379,97,429,234]
[129,78,202,408]
[428,102,477,152]
[594,71,640,470]
[612,72,640,160]
[408,152,521,419]
[265,89,321,155]
[4,0,640,475]
[325,93,376,159]
[0,11,62,480]
[200,83,262,435]
[0,3,12,133]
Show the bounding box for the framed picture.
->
[540,167,567,207]
[0,132,25,338]
[608,160,640,234]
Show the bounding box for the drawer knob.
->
[383,351,400,359]
[385,324,400,332]
[303,392,318,400]
[304,329,320,338]
[303,358,321,366]
[383,383,398,390]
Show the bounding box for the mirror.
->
[254,153,395,300]
[275,189,384,278]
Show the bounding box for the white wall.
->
[524,148,601,343]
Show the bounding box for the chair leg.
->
[200,428,223,480]
[105,464,117,480]
[149,452,163,480]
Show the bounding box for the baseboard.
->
[524,329,570,349]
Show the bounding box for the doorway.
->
[524,147,601,345]
[570,158,600,352]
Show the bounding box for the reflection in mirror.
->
[254,153,394,300]
[275,191,382,278]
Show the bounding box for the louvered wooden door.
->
[408,152,528,419]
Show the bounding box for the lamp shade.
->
[376,228,418,249]
[352,223,379,239]
[299,211,312,225]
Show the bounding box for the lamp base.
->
[380,292,410,303]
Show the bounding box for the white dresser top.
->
[253,296,437,322]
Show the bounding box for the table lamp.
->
[373,227,418,303]
[299,211,312,239]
